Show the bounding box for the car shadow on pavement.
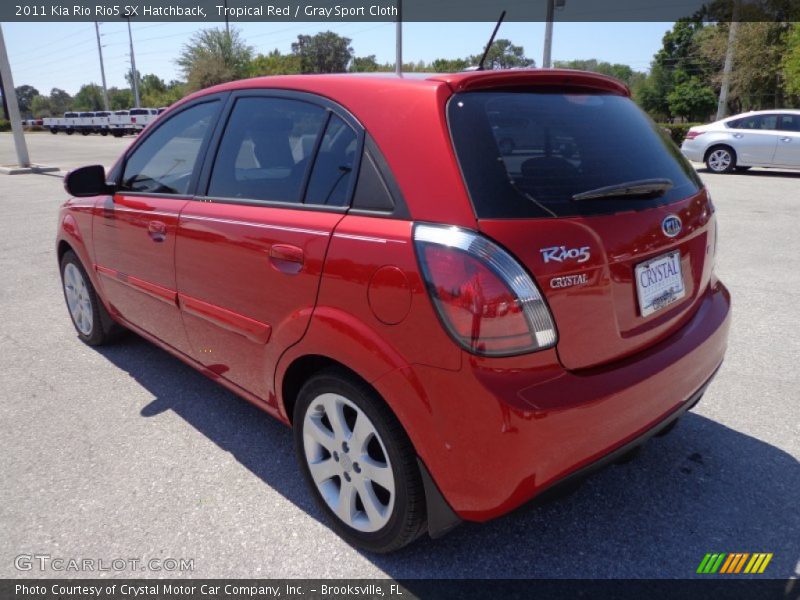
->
[97,335,800,579]
[699,167,800,178]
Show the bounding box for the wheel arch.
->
[280,351,461,539]
[704,143,737,163]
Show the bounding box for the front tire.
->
[705,146,736,173]
[293,369,426,553]
[60,251,121,346]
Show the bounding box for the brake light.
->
[685,130,704,140]
[414,224,557,356]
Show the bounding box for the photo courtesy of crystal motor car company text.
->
[56,59,730,552]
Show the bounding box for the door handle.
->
[269,244,304,275]
[733,133,744,139]
[780,137,792,143]
[147,220,167,242]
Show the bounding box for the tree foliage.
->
[14,85,39,117]
[72,84,105,111]
[784,23,800,98]
[696,22,790,112]
[667,77,717,121]
[291,31,353,73]
[469,39,534,70]
[554,59,645,88]
[177,27,253,92]
[249,49,302,76]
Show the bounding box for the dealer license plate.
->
[635,251,685,317]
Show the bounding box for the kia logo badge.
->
[662,215,682,238]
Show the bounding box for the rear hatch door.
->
[448,88,716,370]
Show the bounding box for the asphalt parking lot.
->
[0,132,798,579]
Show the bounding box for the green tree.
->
[553,59,645,88]
[108,87,133,111]
[14,85,39,117]
[49,88,72,114]
[30,94,54,117]
[667,77,717,121]
[350,55,381,72]
[699,22,793,111]
[177,27,253,92]
[125,69,142,96]
[635,62,673,120]
[783,23,800,98]
[469,39,533,70]
[431,58,470,73]
[636,19,709,120]
[73,84,104,111]
[249,49,302,76]
[291,31,353,73]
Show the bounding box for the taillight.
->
[685,130,704,140]
[414,224,557,357]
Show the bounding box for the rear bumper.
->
[681,140,705,163]
[376,279,731,521]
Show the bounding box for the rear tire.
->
[705,146,736,173]
[293,368,426,553]
[60,251,123,346]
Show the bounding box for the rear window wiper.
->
[572,178,673,202]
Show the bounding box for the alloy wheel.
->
[708,149,732,172]
[302,392,395,533]
[63,263,94,336]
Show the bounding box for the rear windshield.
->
[448,91,702,218]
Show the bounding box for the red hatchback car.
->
[57,70,731,552]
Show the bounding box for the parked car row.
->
[42,108,166,137]
[681,109,800,173]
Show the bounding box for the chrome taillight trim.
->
[413,223,558,354]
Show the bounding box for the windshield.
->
[447,91,702,218]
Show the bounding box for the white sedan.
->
[681,110,800,173]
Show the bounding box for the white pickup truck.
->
[109,108,159,136]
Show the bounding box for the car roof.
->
[168,70,633,226]
[184,69,630,104]
[723,109,800,120]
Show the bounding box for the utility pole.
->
[395,0,402,76]
[95,22,110,111]
[542,0,554,68]
[125,16,140,108]
[224,0,230,37]
[542,0,565,68]
[0,23,31,168]
[716,8,739,120]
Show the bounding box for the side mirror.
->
[64,165,115,197]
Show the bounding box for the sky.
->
[2,21,673,96]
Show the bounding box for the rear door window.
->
[778,114,800,132]
[207,97,328,203]
[729,114,778,130]
[447,92,702,218]
[304,115,358,207]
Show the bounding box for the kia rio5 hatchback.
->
[57,70,730,553]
